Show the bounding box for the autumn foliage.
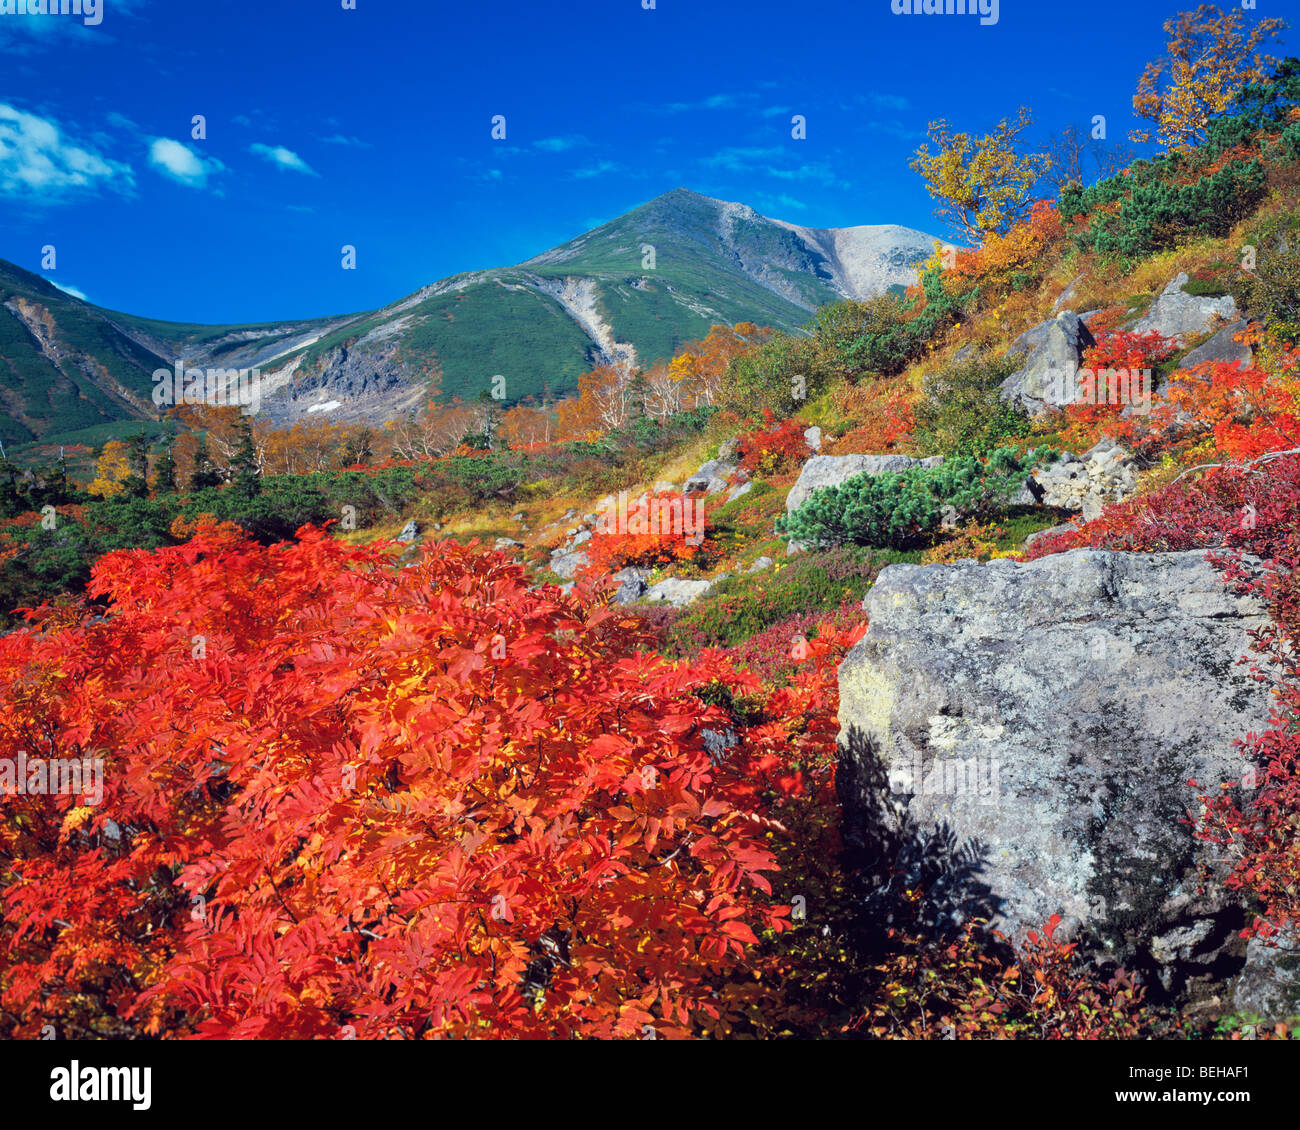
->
[909,107,1050,240]
[737,409,810,475]
[949,201,1066,292]
[583,492,718,575]
[856,911,1148,1040]
[0,522,791,1039]
[1131,4,1288,150]
[1057,322,1180,449]
[1063,324,1300,462]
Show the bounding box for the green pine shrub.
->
[1061,158,1267,260]
[777,446,1052,551]
[1231,238,1300,340]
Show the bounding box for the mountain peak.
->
[0,189,937,442]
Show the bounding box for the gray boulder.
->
[1132,273,1238,344]
[785,454,944,517]
[836,548,1277,1004]
[1000,311,1097,416]
[1233,932,1300,1023]
[644,574,727,608]
[1008,317,1054,357]
[610,567,650,605]
[804,426,823,452]
[1053,273,1085,313]
[396,519,420,544]
[726,481,754,504]
[549,546,590,580]
[1178,319,1252,371]
[685,459,736,495]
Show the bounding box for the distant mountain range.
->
[0,189,937,449]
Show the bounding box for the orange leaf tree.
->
[1131,4,1288,151]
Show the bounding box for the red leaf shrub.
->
[738,409,810,475]
[582,490,718,574]
[1057,325,1178,450]
[726,602,867,684]
[0,521,787,1039]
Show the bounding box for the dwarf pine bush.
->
[778,446,1052,550]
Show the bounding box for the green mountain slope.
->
[0,261,171,449]
[0,189,937,435]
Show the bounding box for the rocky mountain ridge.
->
[0,190,937,446]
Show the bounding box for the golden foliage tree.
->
[1131,4,1288,150]
[500,402,554,448]
[664,323,770,412]
[86,440,133,498]
[910,107,1049,241]
[555,363,636,440]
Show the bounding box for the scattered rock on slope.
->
[611,567,650,605]
[785,454,944,516]
[1027,440,1139,521]
[685,459,737,495]
[644,575,728,608]
[999,311,1097,416]
[836,548,1282,1007]
[549,540,590,580]
[1132,273,1238,344]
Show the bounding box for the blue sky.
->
[0,0,1286,323]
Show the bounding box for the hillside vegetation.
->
[2,14,1300,1040]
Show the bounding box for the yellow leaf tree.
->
[87,440,133,498]
[909,107,1048,242]
[1131,4,1288,151]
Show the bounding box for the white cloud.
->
[49,279,88,300]
[572,160,621,180]
[0,1,111,49]
[659,93,751,114]
[249,143,318,176]
[535,135,590,153]
[0,103,133,199]
[755,193,808,214]
[148,137,222,188]
[105,111,139,133]
[701,146,846,188]
[867,92,910,112]
[319,133,369,148]
[702,146,785,172]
